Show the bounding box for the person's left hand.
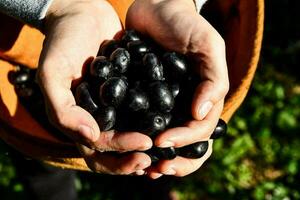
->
[126,0,229,178]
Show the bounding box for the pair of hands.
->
[37,0,229,178]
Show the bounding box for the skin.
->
[126,0,229,178]
[37,0,229,177]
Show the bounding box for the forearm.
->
[0,0,53,27]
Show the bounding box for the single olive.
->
[126,87,150,112]
[75,82,99,115]
[177,141,209,159]
[148,81,175,113]
[127,40,150,61]
[139,112,166,137]
[90,56,113,81]
[110,48,130,74]
[98,40,120,57]
[163,112,172,127]
[12,70,31,85]
[163,52,189,81]
[99,77,128,107]
[142,53,164,81]
[95,106,116,131]
[121,29,140,46]
[170,83,180,98]
[210,119,227,139]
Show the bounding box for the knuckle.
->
[217,83,229,98]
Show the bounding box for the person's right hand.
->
[37,0,152,175]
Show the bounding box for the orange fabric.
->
[0,0,264,171]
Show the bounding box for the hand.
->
[37,0,152,175]
[126,0,229,178]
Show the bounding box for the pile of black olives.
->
[75,30,227,162]
[11,30,227,163]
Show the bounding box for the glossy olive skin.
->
[95,106,116,131]
[11,70,31,85]
[142,53,164,81]
[148,81,175,113]
[110,48,130,74]
[163,52,188,81]
[170,83,180,98]
[127,40,150,60]
[126,87,150,112]
[90,56,113,81]
[75,82,99,115]
[177,141,209,159]
[98,40,120,57]
[210,119,227,139]
[99,77,128,107]
[139,112,166,137]
[163,112,172,127]
[157,147,177,160]
[147,146,177,162]
[121,29,140,46]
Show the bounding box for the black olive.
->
[98,40,120,57]
[146,146,177,162]
[90,56,113,81]
[126,87,150,112]
[170,83,180,98]
[163,52,189,81]
[95,106,116,131]
[156,147,177,160]
[127,40,150,61]
[210,119,227,139]
[121,29,140,46]
[99,77,128,107]
[148,81,175,113]
[163,112,172,127]
[75,82,99,115]
[139,112,166,137]
[12,70,31,85]
[110,48,130,74]
[177,141,209,159]
[142,53,164,81]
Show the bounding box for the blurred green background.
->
[1,0,300,199]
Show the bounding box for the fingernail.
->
[198,101,213,120]
[152,173,163,179]
[76,144,94,155]
[78,125,97,142]
[136,170,145,176]
[164,168,176,175]
[157,141,174,148]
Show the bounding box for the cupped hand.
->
[37,0,152,175]
[126,0,229,177]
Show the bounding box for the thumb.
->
[40,75,101,144]
[191,32,229,120]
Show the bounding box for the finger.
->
[93,130,153,152]
[146,166,163,179]
[77,144,152,175]
[151,140,213,177]
[191,17,229,120]
[155,101,223,148]
[40,77,101,144]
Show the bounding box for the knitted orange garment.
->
[0,0,264,171]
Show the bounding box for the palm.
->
[126,0,199,54]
